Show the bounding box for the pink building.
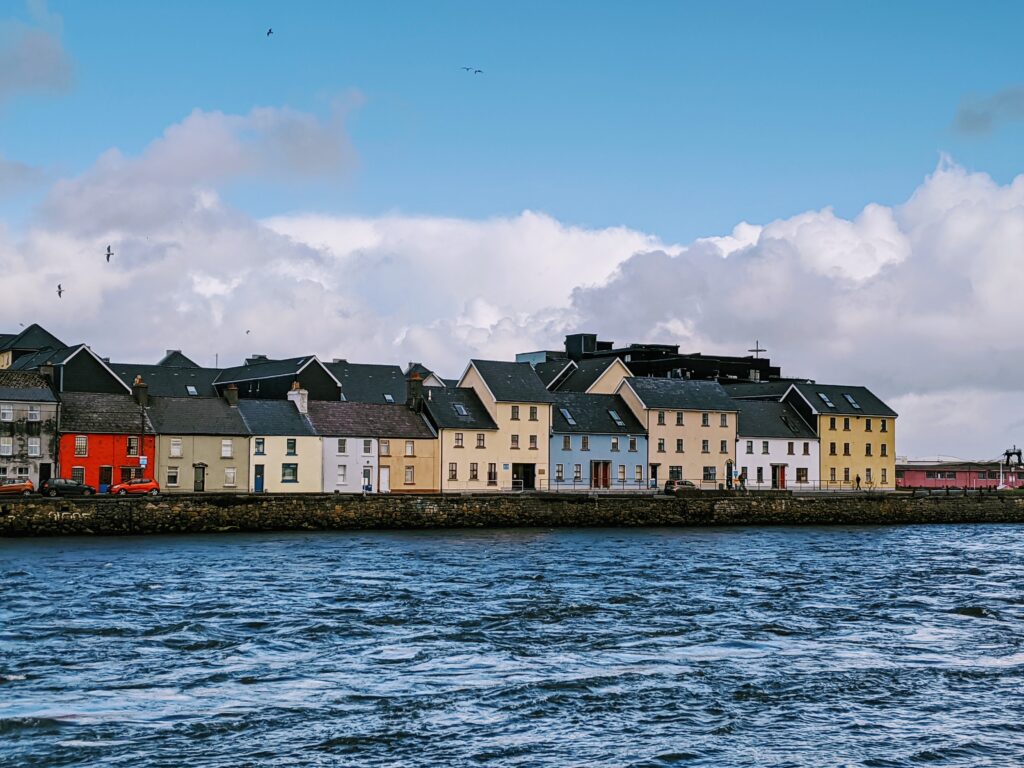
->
[896,461,1023,490]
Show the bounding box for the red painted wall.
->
[58,433,156,490]
[897,468,1022,489]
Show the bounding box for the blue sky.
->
[3,0,1022,240]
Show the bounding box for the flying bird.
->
[106,245,113,263]
[461,66,473,72]
[266,27,273,36]
[473,69,483,74]
[246,330,251,335]
[56,284,64,299]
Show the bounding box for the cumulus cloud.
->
[0,153,44,199]
[0,0,73,104]
[954,85,1024,135]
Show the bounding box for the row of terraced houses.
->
[0,326,899,493]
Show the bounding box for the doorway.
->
[379,465,391,493]
[591,460,611,489]
[771,464,786,490]
[650,464,659,488]
[38,463,52,486]
[99,465,113,493]
[193,464,206,492]
[254,464,265,493]
[511,463,536,490]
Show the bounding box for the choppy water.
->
[2,526,1023,767]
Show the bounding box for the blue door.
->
[254,464,264,493]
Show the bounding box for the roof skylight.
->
[453,403,468,416]
[817,392,836,409]
[608,409,625,427]
[185,385,198,396]
[560,407,577,426]
[843,393,862,410]
[384,394,395,403]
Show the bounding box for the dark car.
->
[39,478,96,497]
[664,479,698,495]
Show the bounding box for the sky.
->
[1,0,1023,459]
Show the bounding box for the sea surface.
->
[2,526,1023,767]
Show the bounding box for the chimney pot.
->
[132,376,149,407]
[287,383,309,414]
[224,383,239,407]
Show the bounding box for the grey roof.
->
[111,362,221,398]
[0,324,66,353]
[216,356,331,385]
[59,392,154,434]
[422,387,498,431]
[308,401,435,438]
[0,371,57,402]
[405,362,443,381]
[735,400,817,440]
[625,377,738,411]
[534,359,574,388]
[148,396,248,436]
[550,392,645,435]
[722,381,794,400]
[157,350,200,368]
[237,399,316,436]
[787,382,898,418]
[325,361,407,403]
[442,378,459,388]
[556,357,626,392]
[469,359,555,403]
[7,344,81,370]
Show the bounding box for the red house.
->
[896,460,1023,490]
[58,391,155,491]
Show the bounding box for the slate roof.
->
[0,371,57,402]
[111,362,222,398]
[405,362,442,381]
[468,360,555,403]
[237,399,316,436]
[0,324,66,353]
[7,344,80,370]
[624,377,738,411]
[216,356,332,385]
[157,350,200,368]
[422,387,498,431]
[556,357,627,393]
[534,359,575,388]
[721,381,794,400]
[550,392,645,435]
[326,361,407,403]
[148,396,248,436]
[786,383,898,418]
[734,400,817,440]
[308,401,436,438]
[59,392,154,434]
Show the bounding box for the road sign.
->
[139,456,148,468]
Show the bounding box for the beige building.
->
[422,386,500,492]
[616,377,738,489]
[238,389,322,493]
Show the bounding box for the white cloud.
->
[0,1,73,104]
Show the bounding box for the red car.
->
[109,478,160,496]
[0,478,34,496]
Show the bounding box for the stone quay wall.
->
[1,491,1024,537]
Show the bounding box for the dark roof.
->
[157,350,200,368]
[422,387,498,431]
[468,360,554,403]
[722,381,794,400]
[148,396,248,436]
[405,362,442,381]
[216,356,334,385]
[556,357,627,393]
[0,371,57,402]
[308,401,435,438]
[441,378,459,388]
[534,359,574,388]
[7,344,80,370]
[550,392,645,435]
[787,383,898,418]
[237,399,316,436]
[735,400,817,439]
[625,377,737,411]
[325,361,406,403]
[111,362,221,398]
[59,392,154,434]
[0,324,66,353]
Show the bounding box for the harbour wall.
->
[2,491,1024,536]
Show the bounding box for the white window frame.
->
[337,438,347,455]
[170,438,183,458]
[27,437,41,458]
[224,467,237,487]
[362,439,373,456]
[405,440,415,456]
[167,466,180,487]
[27,405,40,422]
[337,465,347,485]
[221,439,233,459]
[0,404,12,422]
[0,437,12,456]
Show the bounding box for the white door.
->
[379,466,390,493]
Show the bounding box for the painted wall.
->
[58,433,156,490]
[549,433,648,490]
[585,359,632,394]
[735,436,820,490]
[378,437,438,493]
[437,428,502,492]
[320,435,378,493]
[0,400,58,486]
[156,434,250,493]
[249,435,322,493]
[897,467,1023,489]
[818,414,896,490]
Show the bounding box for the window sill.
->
[405,455,416,458]
[281,480,299,484]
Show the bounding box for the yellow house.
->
[422,386,499,492]
[615,377,738,489]
[238,391,322,493]
[458,360,554,490]
[782,383,897,490]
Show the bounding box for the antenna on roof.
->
[748,340,766,359]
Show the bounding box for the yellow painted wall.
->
[818,414,896,489]
[586,358,632,394]
[437,428,502,491]
[249,435,322,493]
[0,351,11,370]
[458,366,496,419]
[378,436,439,493]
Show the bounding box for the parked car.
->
[109,478,160,496]
[39,478,96,497]
[664,479,698,495]
[0,478,34,496]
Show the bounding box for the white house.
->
[734,399,819,490]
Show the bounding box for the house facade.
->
[734,399,819,490]
[238,389,321,493]
[422,387,499,492]
[0,371,59,487]
[549,392,647,490]
[616,377,738,488]
[896,460,1023,490]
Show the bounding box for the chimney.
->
[406,370,424,411]
[39,363,55,384]
[132,375,149,407]
[166,349,179,357]
[224,383,239,407]
[287,380,308,414]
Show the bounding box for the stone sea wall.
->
[1,491,1024,536]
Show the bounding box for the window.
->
[669,465,682,480]
[657,411,666,426]
[756,467,764,484]
[787,441,794,455]
[796,468,808,483]
[221,439,233,459]
[282,463,298,483]
[529,406,538,421]
[511,434,519,449]
[170,438,183,458]
[224,467,237,487]
[618,465,626,483]
[449,463,458,481]
[628,437,638,452]
[829,442,837,456]
[27,438,40,457]
[559,408,576,427]
[186,385,198,396]
[746,440,754,455]
[0,437,11,456]
[556,464,564,481]
[635,465,643,481]
[0,405,11,421]
[881,444,888,457]
[580,436,589,451]
[881,468,888,484]
[843,443,851,456]
[843,393,862,410]
[362,439,372,455]
[702,413,710,427]
[127,437,139,456]
[120,466,138,483]
[255,438,265,455]
[487,463,497,485]
[573,464,582,481]
[470,462,479,481]
[762,441,769,455]
[562,435,571,451]
[657,438,665,453]
[703,466,717,482]
[720,440,728,454]
[676,412,684,426]
[676,439,684,453]
[337,466,347,485]
[843,418,851,431]
[335,438,348,454]
[830,467,837,482]
[27,406,40,422]
[405,440,415,456]
[453,403,468,417]
[865,468,873,483]
[880,419,888,433]
[405,466,415,484]
[720,414,728,427]
[701,440,709,454]
[818,392,837,409]
[476,434,485,448]
[383,394,395,403]
[609,410,625,427]
[803,442,810,456]
[611,437,620,452]
[529,435,538,450]
[865,418,873,432]
[865,444,873,457]
[167,467,179,486]
[843,468,851,483]
[511,406,520,421]
[454,432,464,448]
[72,467,85,484]
[287,439,297,455]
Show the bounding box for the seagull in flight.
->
[56,284,64,299]
[246,330,251,335]
[461,66,473,72]
[106,245,113,263]
[266,27,273,36]
[473,69,483,74]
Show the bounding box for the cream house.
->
[237,387,321,493]
[422,386,499,492]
